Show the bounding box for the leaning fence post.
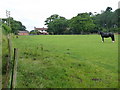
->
[10,48,18,89]
[3,34,12,88]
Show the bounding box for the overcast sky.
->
[0,0,119,31]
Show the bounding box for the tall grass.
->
[13,35,118,88]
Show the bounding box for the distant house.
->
[18,31,29,35]
[34,27,49,35]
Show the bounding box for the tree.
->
[45,14,62,26]
[110,8,120,33]
[93,7,119,32]
[69,13,95,34]
[2,17,26,34]
[45,14,68,34]
[10,17,26,34]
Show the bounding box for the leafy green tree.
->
[111,9,120,27]
[10,17,26,34]
[45,14,62,26]
[2,17,26,34]
[111,8,120,33]
[69,13,95,34]
[49,18,68,34]
[93,7,119,33]
[45,14,68,34]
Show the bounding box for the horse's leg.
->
[102,37,104,42]
[111,35,115,42]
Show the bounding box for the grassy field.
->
[12,35,118,88]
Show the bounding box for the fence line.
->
[3,34,18,89]
[3,34,12,88]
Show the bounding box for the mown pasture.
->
[12,35,118,88]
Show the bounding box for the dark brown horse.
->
[99,31,115,42]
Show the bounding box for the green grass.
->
[12,35,118,88]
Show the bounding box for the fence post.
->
[3,34,12,88]
[7,34,12,74]
[41,44,44,60]
[10,48,18,89]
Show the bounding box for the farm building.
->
[34,27,49,35]
[18,31,29,35]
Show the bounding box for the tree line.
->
[2,7,120,35]
[44,7,120,35]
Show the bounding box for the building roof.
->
[34,27,48,30]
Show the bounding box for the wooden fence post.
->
[7,34,12,74]
[10,48,18,89]
[41,44,44,60]
[3,34,12,88]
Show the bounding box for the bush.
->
[2,24,11,35]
